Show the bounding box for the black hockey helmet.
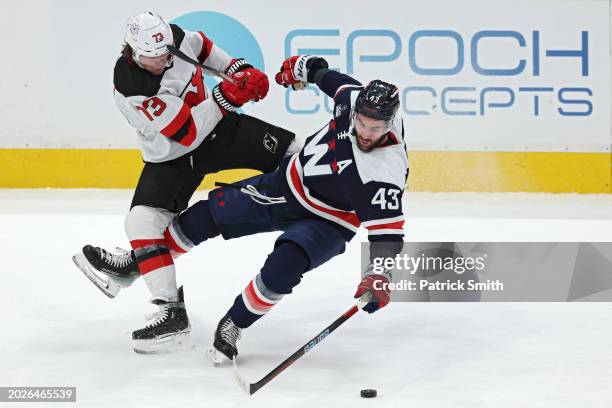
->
[354,80,400,122]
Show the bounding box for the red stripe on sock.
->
[138,253,174,275]
[130,239,166,250]
[245,280,274,310]
[163,229,187,254]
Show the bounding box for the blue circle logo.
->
[171,11,265,93]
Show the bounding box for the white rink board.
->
[0,0,610,152]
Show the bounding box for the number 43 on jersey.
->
[371,188,400,210]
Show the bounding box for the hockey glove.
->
[354,274,391,314]
[239,67,269,101]
[275,55,328,87]
[224,58,269,102]
[212,80,241,114]
[213,69,269,113]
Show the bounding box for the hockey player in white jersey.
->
[150,55,408,363]
[72,11,298,353]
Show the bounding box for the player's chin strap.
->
[215,182,287,205]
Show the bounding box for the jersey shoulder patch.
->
[330,88,362,124]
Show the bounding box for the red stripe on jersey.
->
[246,281,274,309]
[130,239,167,250]
[160,103,191,143]
[197,31,213,63]
[138,253,174,274]
[163,229,187,254]
[289,159,361,229]
[365,220,405,231]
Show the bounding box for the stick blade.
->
[232,357,254,395]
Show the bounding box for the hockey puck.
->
[360,389,377,398]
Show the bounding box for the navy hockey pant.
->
[176,172,347,328]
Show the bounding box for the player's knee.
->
[176,200,220,245]
[260,241,310,294]
[124,205,175,240]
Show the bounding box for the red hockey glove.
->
[212,81,241,114]
[354,274,391,314]
[213,69,269,113]
[275,55,311,87]
[223,69,269,103]
[240,67,269,101]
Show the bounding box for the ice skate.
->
[72,245,140,298]
[132,286,191,354]
[206,312,242,366]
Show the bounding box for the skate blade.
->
[72,253,120,299]
[133,331,192,354]
[206,347,231,367]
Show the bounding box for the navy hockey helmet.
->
[354,80,400,122]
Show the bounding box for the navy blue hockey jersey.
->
[279,71,409,243]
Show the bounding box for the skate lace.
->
[144,304,171,328]
[220,319,241,345]
[101,247,133,268]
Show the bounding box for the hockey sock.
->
[130,239,178,302]
[163,218,195,257]
[229,242,309,328]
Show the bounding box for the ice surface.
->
[1,189,611,407]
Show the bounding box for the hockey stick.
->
[167,44,306,90]
[232,297,370,395]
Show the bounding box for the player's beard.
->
[356,133,388,152]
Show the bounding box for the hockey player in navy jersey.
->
[159,55,408,364]
[71,11,298,353]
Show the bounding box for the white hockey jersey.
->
[113,24,234,162]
